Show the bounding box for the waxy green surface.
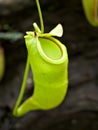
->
[13,23,68,117]
[82,0,98,26]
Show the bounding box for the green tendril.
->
[13,57,29,116]
[36,0,44,33]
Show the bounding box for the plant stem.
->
[36,0,44,33]
[13,56,29,116]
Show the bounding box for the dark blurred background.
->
[0,0,98,130]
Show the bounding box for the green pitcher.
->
[13,24,68,117]
[82,0,98,26]
[13,0,69,117]
[0,47,5,81]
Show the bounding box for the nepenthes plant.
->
[13,0,68,117]
[0,46,5,81]
[82,0,98,26]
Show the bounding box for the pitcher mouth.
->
[37,36,67,64]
